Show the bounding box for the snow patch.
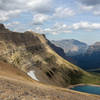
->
[27,71,39,81]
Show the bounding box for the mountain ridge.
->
[52,39,88,56]
[0,23,86,87]
[51,39,100,70]
[0,24,100,99]
[0,24,100,86]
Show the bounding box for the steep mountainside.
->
[70,42,100,70]
[1,24,100,99]
[48,40,67,60]
[0,61,33,82]
[52,39,88,56]
[52,39,100,70]
[87,42,100,54]
[1,61,100,100]
[0,24,100,88]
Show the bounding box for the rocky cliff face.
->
[66,42,100,70]
[0,24,6,30]
[52,39,88,56]
[81,42,100,69]
[0,24,93,87]
[87,42,100,54]
[52,39,100,70]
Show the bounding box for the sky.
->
[0,0,100,44]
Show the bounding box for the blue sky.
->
[0,0,100,44]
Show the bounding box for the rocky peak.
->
[0,24,6,30]
[87,42,100,54]
[94,42,100,46]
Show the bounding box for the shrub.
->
[45,70,54,78]
[45,56,56,64]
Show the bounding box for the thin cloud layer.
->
[53,7,75,18]
[0,0,52,22]
[0,0,52,11]
[72,22,100,30]
[33,14,50,25]
[31,22,100,35]
[78,0,100,15]
[78,0,100,6]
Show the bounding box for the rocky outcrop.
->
[0,24,5,30]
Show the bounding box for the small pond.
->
[71,85,100,95]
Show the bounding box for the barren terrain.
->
[0,61,100,100]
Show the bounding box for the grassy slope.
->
[80,72,100,85]
[0,26,100,87]
[0,61,33,82]
[0,61,100,100]
[39,33,100,86]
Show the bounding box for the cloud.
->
[33,14,50,25]
[27,0,52,13]
[79,4,94,11]
[53,7,75,18]
[6,21,20,28]
[32,7,75,25]
[93,11,100,16]
[34,22,100,35]
[5,21,22,31]
[5,21,32,32]
[0,10,21,22]
[46,22,100,35]
[6,21,100,35]
[0,0,52,12]
[45,23,71,35]
[78,0,100,15]
[78,0,100,6]
[33,23,71,35]
[0,0,52,22]
[72,22,100,30]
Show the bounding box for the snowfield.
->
[27,71,39,81]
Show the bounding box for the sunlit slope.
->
[0,62,100,100]
[0,61,33,82]
[0,24,100,87]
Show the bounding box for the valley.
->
[52,39,100,70]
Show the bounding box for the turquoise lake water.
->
[71,85,100,95]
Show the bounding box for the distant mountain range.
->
[52,39,88,56]
[73,42,100,70]
[51,39,100,70]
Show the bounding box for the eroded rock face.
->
[64,42,100,70]
[87,42,100,54]
[0,24,6,30]
[0,24,45,72]
[52,39,88,56]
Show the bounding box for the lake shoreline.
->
[68,84,100,89]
